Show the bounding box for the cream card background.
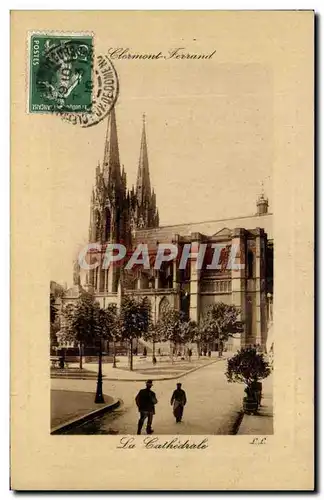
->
[11,11,314,490]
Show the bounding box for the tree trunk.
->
[95,339,104,404]
[197,342,200,358]
[113,338,117,368]
[218,340,223,358]
[129,338,133,371]
[79,342,83,370]
[152,339,156,363]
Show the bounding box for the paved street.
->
[51,390,115,430]
[51,360,245,435]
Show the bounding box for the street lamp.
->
[95,337,105,404]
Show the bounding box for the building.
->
[59,109,273,351]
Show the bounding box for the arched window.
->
[159,297,170,319]
[247,251,254,278]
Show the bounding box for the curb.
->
[231,410,244,435]
[103,357,224,382]
[51,397,121,434]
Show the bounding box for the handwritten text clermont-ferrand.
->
[107,47,216,60]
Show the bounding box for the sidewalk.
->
[54,353,230,382]
[51,389,120,434]
[237,375,273,435]
[50,367,98,380]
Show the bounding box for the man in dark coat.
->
[135,380,158,435]
[170,383,187,423]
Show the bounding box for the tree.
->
[191,320,205,357]
[120,295,151,371]
[103,303,120,368]
[92,303,116,403]
[155,309,195,361]
[156,308,181,361]
[50,282,65,353]
[196,316,215,355]
[61,293,119,403]
[225,347,271,386]
[179,319,197,360]
[60,291,98,369]
[50,292,57,324]
[200,302,243,357]
[93,303,119,345]
[50,292,60,351]
[142,321,160,364]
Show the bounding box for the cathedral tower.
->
[88,107,129,246]
[88,108,129,293]
[87,110,160,293]
[130,115,159,230]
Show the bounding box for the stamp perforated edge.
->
[26,30,95,115]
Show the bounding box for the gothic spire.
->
[122,165,127,190]
[103,107,121,190]
[136,114,151,204]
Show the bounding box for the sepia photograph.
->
[48,38,274,436]
[11,10,313,490]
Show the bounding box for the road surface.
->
[51,360,244,435]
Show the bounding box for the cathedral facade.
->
[62,108,273,351]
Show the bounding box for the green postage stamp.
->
[28,33,93,113]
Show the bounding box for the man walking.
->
[170,383,187,423]
[135,380,158,435]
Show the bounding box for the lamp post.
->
[129,312,136,371]
[95,337,104,404]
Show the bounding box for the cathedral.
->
[61,107,273,351]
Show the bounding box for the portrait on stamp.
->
[28,33,93,113]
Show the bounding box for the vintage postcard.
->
[11,11,314,490]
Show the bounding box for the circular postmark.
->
[59,54,119,127]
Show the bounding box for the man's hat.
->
[147,379,153,384]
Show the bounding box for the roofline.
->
[136,212,273,233]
